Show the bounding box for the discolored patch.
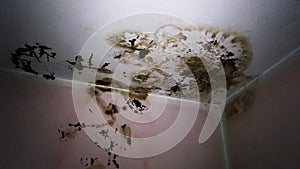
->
[225,88,256,119]
[58,122,83,140]
[97,62,113,74]
[128,86,151,100]
[182,56,211,93]
[103,24,254,102]
[94,78,113,93]
[104,103,119,116]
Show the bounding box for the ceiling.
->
[0,0,299,81]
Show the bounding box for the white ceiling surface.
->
[0,0,300,80]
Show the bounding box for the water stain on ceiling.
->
[93,24,254,103]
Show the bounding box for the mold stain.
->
[58,126,79,140]
[182,56,210,94]
[81,157,107,169]
[105,103,119,117]
[225,87,256,119]
[58,121,124,168]
[104,103,119,125]
[120,124,132,145]
[58,122,82,140]
[42,72,55,80]
[99,129,110,140]
[89,87,134,149]
[126,98,148,114]
[97,62,113,74]
[103,24,254,103]
[92,76,160,101]
[107,152,120,168]
[81,157,98,167]
[128,85,151,100]
[10,43,57,80]
[66,55,85,71]
[66,54,113,74]
[58,122,108,141]
[90,91,134,146]
[59,87,133,159]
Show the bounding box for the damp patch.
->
[225,87,256,119]
[93,24,254,103]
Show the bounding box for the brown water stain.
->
[225,87,256,119]
[105,24,254,101]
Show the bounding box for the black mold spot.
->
[132,99,142,109]
[121,124,126,129]
[67,54,106,74]
[107,152,120,168]
[43,72,55,80]
[66,55,84,71]
[11,43,56,80]
[98,62,113,74]
[227,51,235,57]
[128,35,139,47]
[210,40,218,46]
[101,62,110,69]
[94,78,113,93]
[81,157,98,167]
[126,98,147,114]
[114,53,122,59]
[169,83,180,93]
[129,38,136,47]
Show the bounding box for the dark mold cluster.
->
[10,43,57,80]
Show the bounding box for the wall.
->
[0,73,224,169]
[227,49,300,169]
